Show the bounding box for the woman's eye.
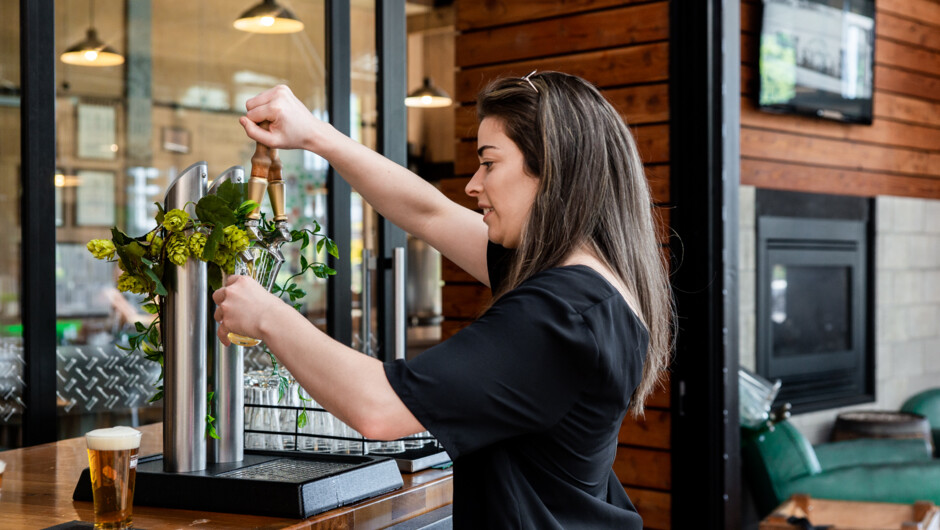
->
[480,161,493,169]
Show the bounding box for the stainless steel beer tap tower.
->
[207,165,246,464]
[162,161,209,473]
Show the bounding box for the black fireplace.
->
[756,190,875,413]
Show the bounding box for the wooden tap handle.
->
[247,121,272,221]
[267,149,287,222]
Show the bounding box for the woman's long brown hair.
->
[477,72,674,416]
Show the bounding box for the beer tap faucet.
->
[264,148,292,260]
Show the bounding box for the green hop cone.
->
[188,232,208,261]
[87,239,116,260]
[163,208,190,233]
[117,272,150,295]
[166,233,190,267]
[223,225,250,254]
[146,231,164,257]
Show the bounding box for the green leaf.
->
[300,255,308,270]
[148,387,164,403]
[154,203,166,225]
[135,322,146,333]
[142,303,159,314]
[195,195,237,228]
[236,199,258,218]
[203,225,225,261]
[111,227,135,246]
[148,325,161,348]
[207,262,223,291]
[316,238,325,254]
[326,239,339,259]
[278,376,288,403]
[302,231,310,250]
[144,267,168,297]
[297,410,308,429]
[217,180,247,210]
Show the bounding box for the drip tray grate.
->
[218,458,357,483]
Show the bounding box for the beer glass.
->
[0,459,5,499]
[85,426,142,529]
[227,246,282,347]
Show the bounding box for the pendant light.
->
[234,0,305,34]
[405,77,453,108]
[60,0,124,67]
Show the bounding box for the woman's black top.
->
[384,242,648,529]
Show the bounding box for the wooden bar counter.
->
[0,423,453,529]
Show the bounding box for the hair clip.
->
[522,70,538,93]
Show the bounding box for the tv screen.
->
[758,0,875,124]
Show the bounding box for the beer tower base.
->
[73,450,403,519]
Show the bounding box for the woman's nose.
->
[465,167,483,197]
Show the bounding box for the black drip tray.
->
[73,450,403,519]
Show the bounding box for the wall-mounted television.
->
[759,0,875,124]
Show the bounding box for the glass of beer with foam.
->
[85,426,142,529]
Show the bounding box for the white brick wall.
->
[738,190,940,444]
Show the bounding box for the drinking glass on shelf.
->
[227,246,282,347]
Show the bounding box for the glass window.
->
[53,0,330,440]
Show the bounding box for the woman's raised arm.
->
[240,85,491,286]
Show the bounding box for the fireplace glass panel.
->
[771,264,851,356]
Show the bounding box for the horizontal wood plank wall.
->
[740,0,940,199]
[452,2,672,527]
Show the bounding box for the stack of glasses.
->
[243,368,435,455]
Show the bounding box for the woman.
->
[215,71,672,528]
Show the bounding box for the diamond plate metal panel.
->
[0,337,25,424]
[56,344,162,414]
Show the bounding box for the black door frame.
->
[20,0,58,446]
[669,0,741,527]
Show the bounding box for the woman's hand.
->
[239,85,335,152]
[212,274,284,346]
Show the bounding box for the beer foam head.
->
[85,426,142,450]
[0,459,5,473]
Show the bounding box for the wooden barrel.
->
[831,410,933,452]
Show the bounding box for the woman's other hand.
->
[212,274,283,346]
[239,85,331,152]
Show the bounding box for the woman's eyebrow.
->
[477,145,497,157]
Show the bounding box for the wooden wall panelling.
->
[619,408,671,449]
[874,64,940,103]
[741,97,940,151]
[624,487,671,529]
[876,11,940,51]
[741,128,940,178]
[877,0,940,25]
[613,446,671,490]
[741,159,940,198]
[455,43,669,103]
[456,0,649,31]
[456,3,668,67]
[876,39,940,76]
